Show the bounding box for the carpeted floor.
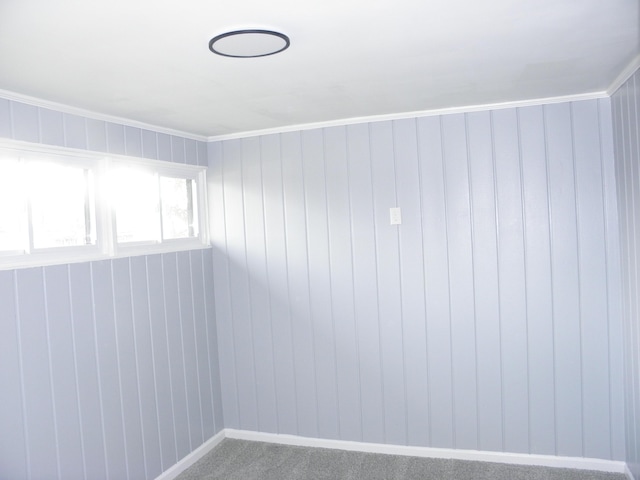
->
[175,438,627,480]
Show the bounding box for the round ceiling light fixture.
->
[209,29,290,58]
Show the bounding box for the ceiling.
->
[0,0,638,138]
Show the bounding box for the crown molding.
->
[207,91,609,142]
[0,89,208,142]
[607,54,640,96]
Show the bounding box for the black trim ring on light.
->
[209,29,290,58]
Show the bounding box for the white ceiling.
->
[0,0,638,138]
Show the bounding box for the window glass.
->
[160,177,198,239]
[113,167,160,243]
[0,159,25,251]
[29,161,96,249]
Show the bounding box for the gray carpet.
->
[175,439,626,480]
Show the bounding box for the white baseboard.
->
[224,428,627,474]
[154,430,225,480]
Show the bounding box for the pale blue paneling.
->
[146,254,179,469]
[0,271,28,479]
[44,265,84,480]
[16,268,59,478]
[328,127,362,440]
[112,258,146,480]
[210,98,623,461]
[106,122,126,155]
[202,248,225,434]
[141,129,158,160]
[171,135,186,163]
[259,134,298,434]
[64,113,87,150]
[241,136,279,434]
[197,140,208,167]
[124,126,143,157]
[518,105,556,455]
[162,253,191,459]
[157,133,172,162]
[612,68,640,480]
[301,128,338,440]
[91,260,128,478]
[177,251,204,448]
[86,118,107,152]
[0,97,223,480]
[281,131,319,438]
[370,121,407,446]
[466,111,503,453]
[69,262,107,480]
[190,250,216,440]
[418,116,455,449]
[0,98,10,137]
[545,102,583,458]
[347,123,385,444]
[40,108,65,146]
[225,139,260,431]
[12,102,39,142]
[493,108,529,453]
[442,114,478,450]
[393,119,429,447]
[185,138,198,166]
[129,256,163,479]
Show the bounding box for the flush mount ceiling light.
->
[209,29,290,58]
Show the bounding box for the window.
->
[0,140,209,270]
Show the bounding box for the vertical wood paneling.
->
[0,270,28,479]
[146,254,179,469]
[302,128,338,440]
[69,262,107,479]
[545,103,583,457]
[325,126,360,441]
[0,98,224,480]
[347,123,384,444]
[162,253,191,459]
[17,268,59,478]
[129,256,163,479]
[612,68,640,480]
[466,110,503,453]
[177,251,204,447]
[241,137,278,434]
[370,121,407,446]
[44,265,84,480]
[518,105,556,456]
[210,97,624,463]
[442,114,478,450]
[393,118,429,447]
[281,131,319,438]
[418,116,455,449]
[493,108,529,453]
[40,108,65,146]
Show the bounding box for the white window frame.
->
[0,139,210,270]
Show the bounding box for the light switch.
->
[390,207,402,225]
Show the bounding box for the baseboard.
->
[154,430,225,480]
[224,428,627,474]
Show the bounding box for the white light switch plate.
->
[390,207,402,225]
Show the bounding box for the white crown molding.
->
[206,91,609,142]
[0,89,208,142]
[224,429,627,474]
[607,54,640,96]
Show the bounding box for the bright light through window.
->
[112,167,160,243]
[0,159,25,252]
[160,177,198,239]
[29,161,96,249]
